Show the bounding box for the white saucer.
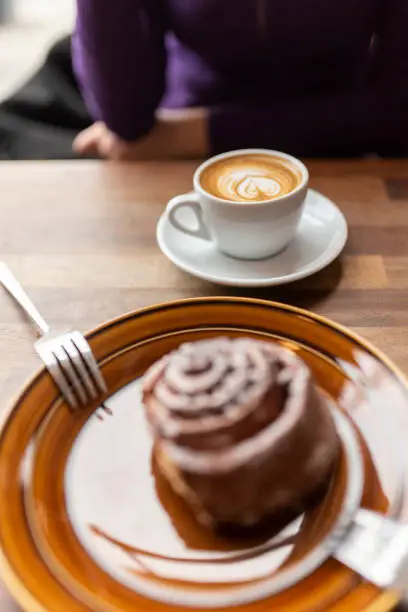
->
[157,189,348,287]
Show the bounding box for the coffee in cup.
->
[166,149,309,260]
[200,153,303,203]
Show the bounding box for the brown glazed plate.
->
[0,297,407,612]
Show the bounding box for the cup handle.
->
[333,508,408,605]
[167,193,212,241]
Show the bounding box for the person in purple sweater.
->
[72,0,408,160]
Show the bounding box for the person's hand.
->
[73,108,209,160]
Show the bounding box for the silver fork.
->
[0,261,107,409]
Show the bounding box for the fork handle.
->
[0,263,50,335]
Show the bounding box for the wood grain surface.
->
[0,159,408,611]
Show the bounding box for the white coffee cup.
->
[165,149,309,260]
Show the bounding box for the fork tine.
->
[68,337,99,401]
[52,356,79,409]
[36,344,79,409]
[71,332,108,394]
[60,343,89,405]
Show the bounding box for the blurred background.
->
[0,0,74,100]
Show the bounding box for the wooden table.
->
[0,159,408,610]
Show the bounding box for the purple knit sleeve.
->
[209,0,408,157]
[73,1,166,140]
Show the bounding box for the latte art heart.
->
[200,154,303,203]
[224,172,283,201]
